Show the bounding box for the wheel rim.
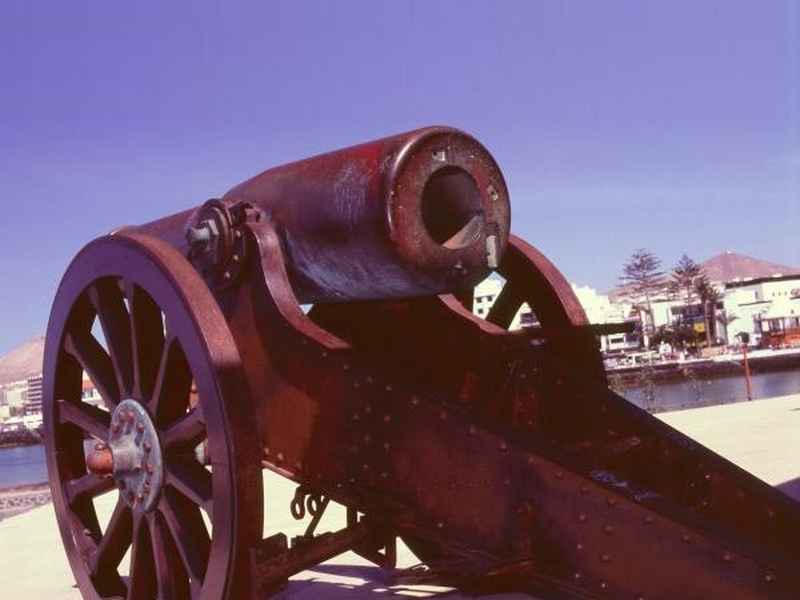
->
[43,232,262,600]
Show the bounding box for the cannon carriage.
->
[43,127,800,599]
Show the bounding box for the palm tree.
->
[695,275,721,346]
[716,309,738,345]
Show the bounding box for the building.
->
[24,374,43,416]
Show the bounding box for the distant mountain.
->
[0,336,45,385]
[700,250,800,283]
[608,250,800,300]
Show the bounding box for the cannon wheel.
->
[43,232,262,600]
[477,233,606,381]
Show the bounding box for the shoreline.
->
[606,347,800,385]
[0,481,51,520]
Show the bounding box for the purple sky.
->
[1,1,798,354]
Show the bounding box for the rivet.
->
[383,442,390,451]
[437,522,444,529]
[765,572,775,583]
[499,442,508,453]
[573,572,583,581]
[723,552,733,563]
[643,515,653,524]
[682,533,692,543]
[578,513,588,523]
[575,542,585,551]
[384,384,393,393]
[411,396,419,406]
[363,434,372,443]
[468,425,477,435]
[276,452,284,463]
[607,497,618,507]
[554,470,564,479]
[383,414,392,423]
[342,363,350,371]
[579,484,589,494]
[603,524,613,535]
[599,581,608,590]
[600,553,611,563]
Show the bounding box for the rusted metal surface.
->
[44,127,800,600]
[139,126,510,302]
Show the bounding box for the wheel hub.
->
[107,399,164,513]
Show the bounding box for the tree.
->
[669,253,702,306]
[716,309,738,345]
[669,254,712,350]
[620,248,664,349]
[695,276,722,345]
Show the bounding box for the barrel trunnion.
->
[42,127,800,600]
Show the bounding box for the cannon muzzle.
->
[140,126,510,302]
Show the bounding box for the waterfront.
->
[0,444,47,489]
[614,365,800,412]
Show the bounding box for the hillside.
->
[0,336,45,385]
[608,250,800,300]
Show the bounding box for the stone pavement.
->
[1,394,799,600]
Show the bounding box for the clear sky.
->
[1,1,798,355]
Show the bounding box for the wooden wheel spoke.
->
[89,498,132,578]
[55,398,110,440]
[151,514,190,600]
[160,489,211,585]
[66,472,115,505]
[56,398,110,440]
[165,455,213,513]
[64,330,120,408]
[161,409,206,452]
[486,281,526,328]
[128,520,157,599]
[151,335,192,424]
[87,279,134,397]
[127,281,165,401]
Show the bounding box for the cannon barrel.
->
[138,126,510,302]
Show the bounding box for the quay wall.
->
[0,484,51,520]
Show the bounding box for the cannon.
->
[43,126,800,600]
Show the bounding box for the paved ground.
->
[2,394,799,599]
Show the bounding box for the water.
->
[0,444,48,489]
[615,368,800,413]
